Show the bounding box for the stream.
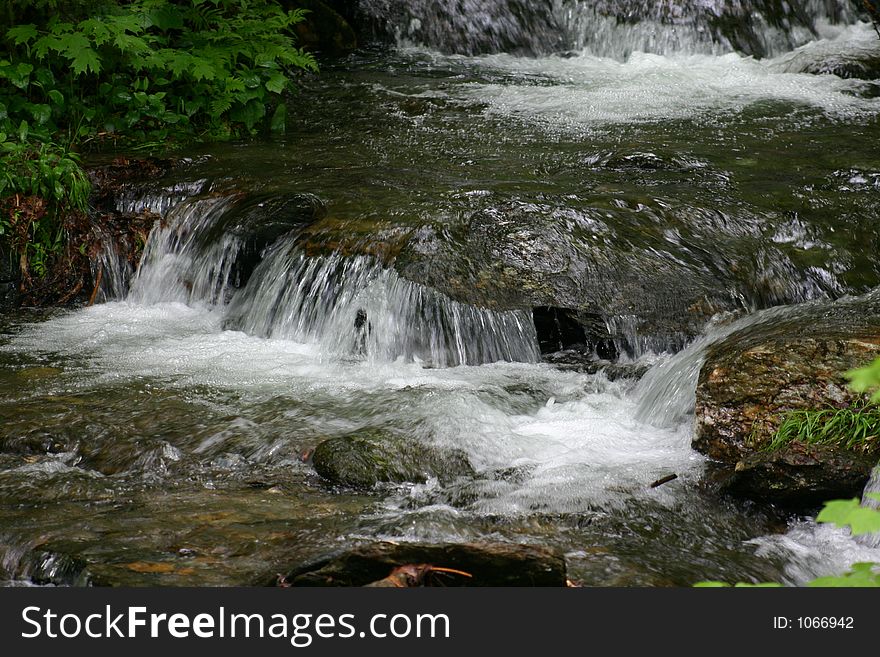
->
[3,1,880,586]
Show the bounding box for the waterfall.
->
[128,195,244,307]
[858,466,880,548]
[224,248,540,367]
[124,192,540,368]
[357,0,858,58]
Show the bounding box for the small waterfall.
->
[224,248,540,367]
[89,234,131,303]
[128,195,244,307]
[124,192,540,368]
[633,305,798,427]
[858,466,880,548]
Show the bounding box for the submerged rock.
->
[274,540,568,586]
[694,291,880,505]
[311,429,475,488]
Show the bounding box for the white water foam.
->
[3,302,698,511]
[420,23,880,128]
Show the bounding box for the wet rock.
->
[694,291,880,505]
[719,443,877,506]
[211,192,327,284]
[86,156,178,212]
[285,0,358,55]
[311,429,475,488]
[274,540,568,586]
[775,38,880,80]
[395,200,728,356]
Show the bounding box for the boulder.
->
[694,291,880,505]
[274,541,568,586]
[311,428,475,488]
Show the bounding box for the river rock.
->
[311,429,475,488]
[694,291,880,505]
[274,541,568,586]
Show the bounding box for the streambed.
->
[3,16,880,586]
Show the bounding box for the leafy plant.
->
[1,0,318,146]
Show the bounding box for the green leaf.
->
[693,581,730,587]
[47,90,64,107]
[18,119,29,142]
[265,72,287,94]
[29,104,52,125]
[816,498,880,536]
[809,563,880,587]
[270,104,286,133]
[7,24,38,46]
[189,58,216,81]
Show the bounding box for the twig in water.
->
[650,473,678,488]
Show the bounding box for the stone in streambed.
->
[311,429,475,488]
[694,291,880,506]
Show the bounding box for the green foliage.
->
[1,0,318,147]
[765,405,880,453]
[0,131,90,278]
[847,358,880,403]
[809,562,880,587]
[0,133,90,214]
[816,493,880,536]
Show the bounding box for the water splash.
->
[858,466,880,549]
[128,195,244,307]
[225,248,540,367]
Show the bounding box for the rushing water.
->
[2,4,880,586]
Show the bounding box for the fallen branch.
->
[365,564,473,587]
[87,264,104,306]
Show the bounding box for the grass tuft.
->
[765,405,880,453]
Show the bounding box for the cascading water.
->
[124,193,540,367]
[2,0,880,587]
[358,0,858,58]
[224,249,539,367]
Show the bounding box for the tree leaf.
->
[7,24,38,46]
[816,498,880,536]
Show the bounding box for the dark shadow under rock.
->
[719,443,878,508]
[273,541,567,587]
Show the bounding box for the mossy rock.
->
[311,429,475,488]
[694,291,880,506]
